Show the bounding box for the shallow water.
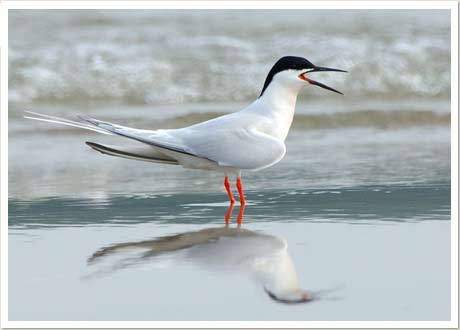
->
[8,121,452,321]
[9,184,451,321]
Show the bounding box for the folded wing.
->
[80,116,286,170]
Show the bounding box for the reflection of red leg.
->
[237,203,246,225]
[225,203,235,225]
[224,176,235,204]
[236,177,246,205]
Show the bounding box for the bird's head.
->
[259,56,347,97]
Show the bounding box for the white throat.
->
[254,76,304,141]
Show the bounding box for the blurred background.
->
[9,10,450,107]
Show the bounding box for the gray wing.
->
[177,126,286,170]
[80,116,286,170]
[79,116,207,159]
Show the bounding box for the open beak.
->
[299,66,347,95]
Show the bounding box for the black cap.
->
[260,56,316,96]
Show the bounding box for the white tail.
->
[23,111,113,135]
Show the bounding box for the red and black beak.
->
[299,66,347,95]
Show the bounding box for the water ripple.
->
[9,184,450,230]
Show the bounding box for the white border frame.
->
[1,1,458,328]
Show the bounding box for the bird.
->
[86,226,315,304]
[25,56,346,206]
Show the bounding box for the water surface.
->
[9,185,451,321]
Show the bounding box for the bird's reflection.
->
[225,203,245,225]
[87,224,313,304]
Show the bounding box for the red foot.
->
[224,176,235,204]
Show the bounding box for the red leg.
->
[224,176,235,204]
[236,177,246,205]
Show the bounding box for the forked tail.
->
[23,111,113,135]
[24,111,179,165]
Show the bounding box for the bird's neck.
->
[255,80,301,140]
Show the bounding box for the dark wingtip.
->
[85,141,97,149]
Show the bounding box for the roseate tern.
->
[25,56,346,206]
[87,226,314,304]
